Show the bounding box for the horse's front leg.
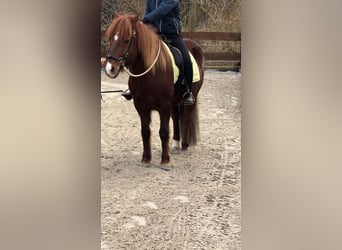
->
[138,110,152,164]
[171,104,181,151]
[159,104,171,164]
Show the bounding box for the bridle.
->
[106,30,161,78]
[106,31,136,68]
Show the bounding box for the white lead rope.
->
[123,40,161,78]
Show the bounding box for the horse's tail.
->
[182,39,204,147]
[179,100,200,147]
[188,100,200,146]
[189,46,203,147]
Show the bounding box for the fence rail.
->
[182,32,241,71]
[182,32,241,41]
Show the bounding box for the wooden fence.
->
[183,31,241,71]
[101,31,241,71]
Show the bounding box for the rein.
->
[123,40,161,78]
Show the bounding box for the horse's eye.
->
[123,40,130,44]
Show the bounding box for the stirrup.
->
[121,89,132,100]
[183,91,195,105]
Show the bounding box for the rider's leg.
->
[168,35,194,105]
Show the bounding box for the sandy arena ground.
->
[101,69,241,250]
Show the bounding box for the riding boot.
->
[183,91,195,105]
[182,80,194,106]
[121,89,132,100]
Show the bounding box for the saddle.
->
[161,38,200,85]
[169,45,184,85]
[162,39,184,85]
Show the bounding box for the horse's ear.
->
[131,14,140,25]
[114,12,121,18]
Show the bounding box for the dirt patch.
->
[101,70,241,249]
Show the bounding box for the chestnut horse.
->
[104,14,204,166]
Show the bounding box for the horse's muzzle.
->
[104,61,121,78]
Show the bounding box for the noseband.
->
[106,31,136,67]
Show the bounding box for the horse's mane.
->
[105,14,168,74]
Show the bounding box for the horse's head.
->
[104,13,140,78]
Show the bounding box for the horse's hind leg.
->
[171,104,181,151]
[159,106,171,164]
[138,110,152,164]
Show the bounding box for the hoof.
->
[181,143,189,150]
[171,147,180,154]
[141,159,151,168]
[140,162,151,168]
[159,166,171,171]
[172,140,180,151]
[160,159,170,164]
[142,156,151,162]
[159,162,171,171]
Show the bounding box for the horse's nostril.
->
[110,67,114,73]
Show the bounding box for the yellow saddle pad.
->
[162,41,200,84]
